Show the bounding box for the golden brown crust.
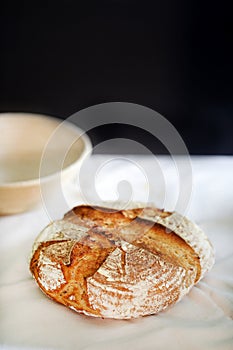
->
[30,204,212,319]
[65,206,201,282]
[30,231,115,316]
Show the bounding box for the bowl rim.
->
[0,112,92,188]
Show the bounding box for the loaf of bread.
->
[30,204,215,319]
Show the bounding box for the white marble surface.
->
[0,155,233,350]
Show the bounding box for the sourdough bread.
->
[30,204,214,319]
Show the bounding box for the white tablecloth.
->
[0,155,233,350]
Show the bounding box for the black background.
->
[0,0,232,154]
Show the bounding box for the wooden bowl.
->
[0,113,92,214]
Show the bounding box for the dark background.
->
[0,0,232,154]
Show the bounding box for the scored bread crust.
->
[30,203,214,319]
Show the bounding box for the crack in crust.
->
[30,204,214,319]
